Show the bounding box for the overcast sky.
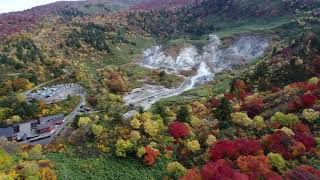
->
[0,0,80,13]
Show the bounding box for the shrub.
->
[186,140,200,152]
[130,118,141,129]
[208,139,262,161]
[241,94,264,118]
[28,144,43,160]
[293,122,311,134]
[285,165,320,179]
[278,127,295,136]
[77,117,92,128]
[208,140,237,161]
[294,132,316,151]
[252,116,267,130]
[168,122,190,139]
[21,162,40,179]
[166,162,187,178]
[200,159,248,180]
[270,112,300,127]
[136,147,146,158]
[308,77,319,84]
[178,167,201,180]
[210,99,221,108]
[300,94,317,108]
[115,139,133,157]
[302,108,320,123]
[91,124,104,138]
[267,153,286,172]
[206,135,217,146]
[262,131,306,159]
[236,155,271,175]
[231,112,253,127]
[191,101,209,118]
[130,130,141,142]
[235,139,262,156]
[0,149,13,171]
[190,116,203,127]
[144,119,162,137]
[143,146,160,166]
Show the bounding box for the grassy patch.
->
[123,64,185,89]
[102,37,154,66]
[152,73,233,108]
[212,16,292,38]
[47,153,166,180]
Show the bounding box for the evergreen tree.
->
[176,105,191,123]
[213,97,232,129]
[153,103,169,124]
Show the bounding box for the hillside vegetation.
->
[1,0,320,179]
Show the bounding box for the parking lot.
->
[26,83,83,104]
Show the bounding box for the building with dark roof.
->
[37,122,54,134]
[39,114,64,125]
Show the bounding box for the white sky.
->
[0,0,81,13]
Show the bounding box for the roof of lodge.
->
[37,122,53,130]
[0,127,14,138]
[39,114,64,122]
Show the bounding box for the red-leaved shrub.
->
[210,99,221,108]
[236,155,271,175]
[208,139,262,161]
[224,93,235,101]
[239,92,252,101]
[235,139,263,156]
[143,146,160,166]
[168,122,190,139]
[294,132,316,151]
[300,94,317,108]
[272,87,282,93]
[201,160,248,180]
[293,122,311,134]
[179,167,201,180]
[261,131,306,159]
[285,165,320,180]
[241,96,264,118]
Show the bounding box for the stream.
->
[124,35,269,110]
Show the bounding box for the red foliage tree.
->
[168,122,190,139]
